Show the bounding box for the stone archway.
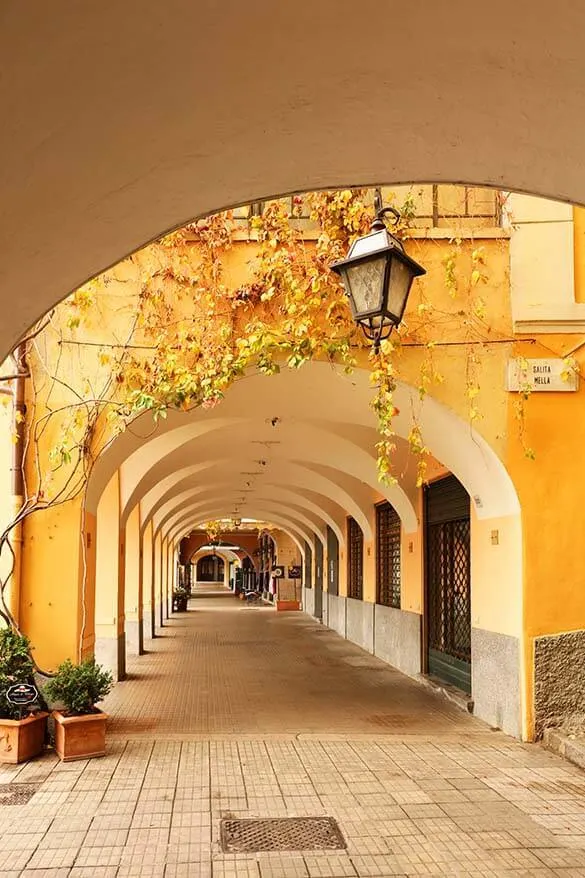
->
[3,3,585,359]
[82,362,523,732]
[194,552,225,584]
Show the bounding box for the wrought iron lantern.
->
[330,206,426,351]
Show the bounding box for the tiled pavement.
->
[2,590,585,875]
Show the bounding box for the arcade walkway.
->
[2,590,585,876]
[103,585,475,739]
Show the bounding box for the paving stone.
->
[20,871,70,878]
[102,592,473,738]
[25,848,81,870]
[165,865,212,878]
[117,867,166,877]
[69,869,119,878]
[303,853,358,876]
[5,595,585,876]
[257,853,308,878]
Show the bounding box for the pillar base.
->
[142,610,155,643]
[125,619,144,656]
[95,633,126,681]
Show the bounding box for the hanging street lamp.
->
[330,206,426,352]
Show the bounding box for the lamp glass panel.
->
[345,255,387,316]
[386,256,413,320]
[348,229,388,258]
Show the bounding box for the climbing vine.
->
[0,186,533,641]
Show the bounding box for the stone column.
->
[124,505,143,656]
[95,472,126,680]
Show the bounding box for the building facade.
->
[2,186,585,742]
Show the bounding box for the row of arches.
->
[77,359,527,734]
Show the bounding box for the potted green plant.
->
[172,585,189,612]
[44,658,113,762]
[0,628,48,764]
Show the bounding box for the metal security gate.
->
[314,539,323,619]
[326,526,339,596]
[424,475,471,693]
[304,541,312,588]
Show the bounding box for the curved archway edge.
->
[3,2,585,358]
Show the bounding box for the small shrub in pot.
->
[44,658,113,761]
[0,628,48,763]
[44,658,113,715]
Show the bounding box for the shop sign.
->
[272,565,285,578]
[506,358,579,392]
[288,565,301,579]
[6,683,38,706]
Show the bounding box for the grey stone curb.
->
[543,727,585,770]
[416,674,475,715]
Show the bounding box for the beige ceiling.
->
[2,1,585,362]
[87,364,520,547]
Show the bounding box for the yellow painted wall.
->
[504,357,585,738]
[125,505,141,627]
[19,193,585,742]
[161,538,168,617]
[401,530,423,614]
[362,539,376,603]
[17,220,514,669]
[20,496,87,670]
[167,540,175,597]
[153,531,162,622]
[0,402,18,622]
[95,472,124,641]
[142,518,154,626]
[573,206,585,304]
[338,540,347,597]
[80,510,97,661]
[471,511,523,637]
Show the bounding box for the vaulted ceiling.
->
[87,363,520,549]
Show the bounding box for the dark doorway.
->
[424,475,471,693]
[326,526,339,597]
[197,554,225,582]
[314,538,323,619]
[304,540,312,588]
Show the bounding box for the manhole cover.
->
[0,784,39,806]
[220,817,346,852]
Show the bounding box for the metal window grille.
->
[347,517,363,600]
[376,502,401,608]
[232,187,502,233]
[426,517,471,664]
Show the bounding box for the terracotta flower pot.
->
[52,708,107,762]
[0,712,48,764]
[275,600,301,611]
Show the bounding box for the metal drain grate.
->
[220,817,346,852]
[0,783,39,806]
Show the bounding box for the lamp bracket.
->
[372,205,401,232]
[359,317,394,354]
